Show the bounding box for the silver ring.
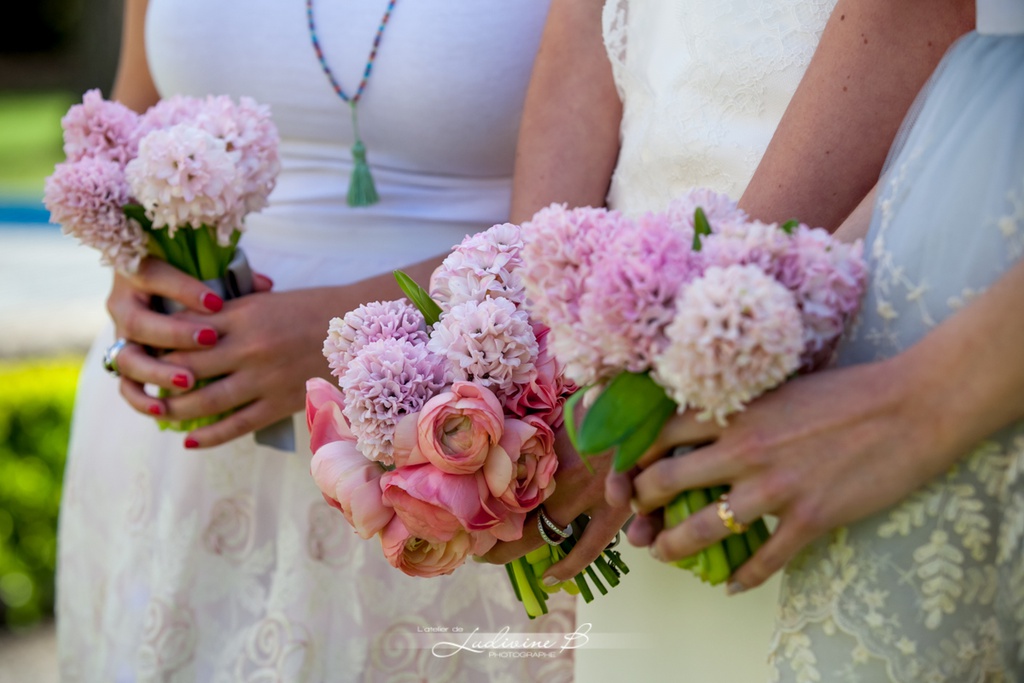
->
[538,507,572,539]
[605,531,621,550]
[537,516,562,546]
[102,337,129,377]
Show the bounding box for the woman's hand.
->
[482,423,631,586]
[108,257,272,417]
[625,359,952,592]
[151,285,345,448]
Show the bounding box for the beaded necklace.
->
[306,0,397,207]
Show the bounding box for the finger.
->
[650,492,753,563]
[544,506,630,584]
[636,411,722,469]
[126,258,225,313]
[604,469,635,508]
[181,401,273,449]
[164,374,255,423]
[252,272,274,292]
[480,514,545,565]
[632,444,734,514]
[114,343,195,391]
[624,511,660,547]
[118,377,167,419]
[726,521,808,594]
[109,292,222,353]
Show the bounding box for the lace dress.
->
[771,1,1024,680]
[55,2,575,682]
[575,2,834,681]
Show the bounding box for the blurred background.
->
[1,1,121,680]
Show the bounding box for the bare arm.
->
[508,0,622,223]
[740,0,974,230]
[111,0,160,111]
[485,0,632,574]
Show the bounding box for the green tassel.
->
[347,139,379,207]
[346,103,379,207]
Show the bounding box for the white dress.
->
[574,2,834,681]
[56,2,574,682]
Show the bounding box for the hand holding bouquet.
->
[518,189,867,584]
[44,90,280,433]
[307,223,628,617]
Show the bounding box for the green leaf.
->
[393,270,443,326]
[122,203,152,229]
[781,219,799,235]
[561,388,596,473]
[692,206,712,251]
[611,394,676,472]
[577,371,673,456]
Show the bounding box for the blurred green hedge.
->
[0,357,81,630]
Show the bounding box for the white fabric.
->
[56,2,577,682]
[574,2,834,682]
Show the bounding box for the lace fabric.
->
[770,31,1024,682]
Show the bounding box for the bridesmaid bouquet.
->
[44,90,280,432]
[518,189,867,584]
[306,223,628,618]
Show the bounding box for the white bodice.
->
[145,0,550,289]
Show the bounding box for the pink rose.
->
[390,412,428,469]
[502,325,573,427]
[305,377,352,451]
[416,382,505,475]
[310,440,394,539]
[484,416,558,513]
[379,517,496,578]
[381,464,525,543]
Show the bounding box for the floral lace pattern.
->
[57,406,575,682]
[770,31,1024,683]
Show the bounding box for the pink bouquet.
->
[307,223,628,617]
[44,90,280,432]
[519,189,867,584]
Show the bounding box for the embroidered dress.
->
[577,1,835,681]
[55,2,573,681]
[772,1,1024,680]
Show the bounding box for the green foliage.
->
[0,357,81,631]
[572,371,676,472]
[0,92,74,198]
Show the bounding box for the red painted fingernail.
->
[201,292,223,312]
[184,438,200,449]
[172,374,190,389]
[196,328,218,346]
[147,404,163,416]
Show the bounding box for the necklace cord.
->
[306,0,398,206]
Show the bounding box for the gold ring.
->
[716,494,749,534]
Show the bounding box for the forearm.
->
[509,0,622,223]
[740,0,974,230]
[900,257,1024,465]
